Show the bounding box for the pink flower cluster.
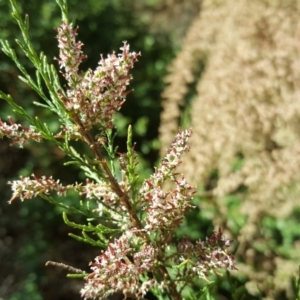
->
[56,22,86,85]
[0,117,42,148]
[80,234,158,300]
[4,20,236,299]
[176,228,236,280]
[140,129,195,232]
[7,128,236,298]
[56,22,141,131]
[80,179,131,228]
[9,174,69,202]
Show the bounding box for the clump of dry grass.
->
[160,0,300,298]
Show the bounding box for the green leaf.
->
[56,0,69,21]
[67,273,86,278]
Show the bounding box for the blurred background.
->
[1,0,300,299]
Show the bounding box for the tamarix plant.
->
[0,0,235,299]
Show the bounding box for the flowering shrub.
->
[0,0,235,299]
[159,0,300,297]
